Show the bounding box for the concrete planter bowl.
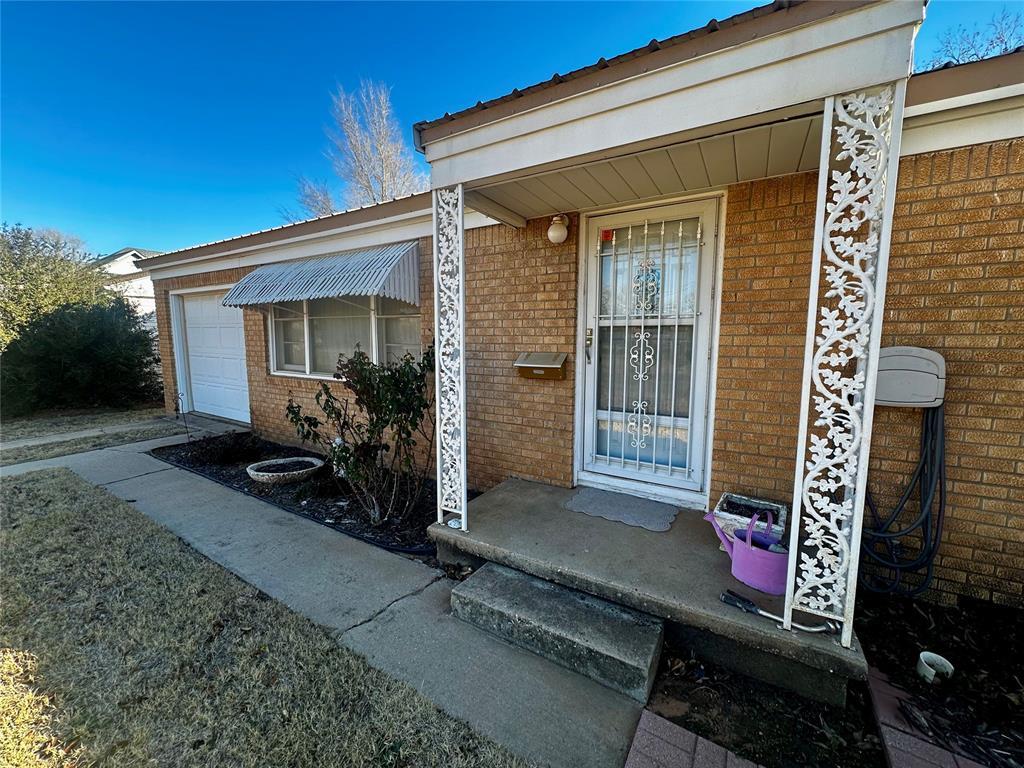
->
[246,457,324,485]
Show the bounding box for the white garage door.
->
[182,293,250,423]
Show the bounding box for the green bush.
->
[1,298,162,417]
[286,346,435,528]
[0,223,110,351]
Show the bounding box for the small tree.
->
[286,346,435,528]
[286,81,428,220]
[0,223,110,351]
[922,6,1023,70]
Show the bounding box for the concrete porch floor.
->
[429,478,867,704]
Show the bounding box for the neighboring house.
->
[141,0,1023,679]
[95,247,160,328]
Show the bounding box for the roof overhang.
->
[420,1,924,190]
[222,241,419,308]
[906,50,1024,109]
[467,105,824,220]
[142,192,431,270]
[452,47,1024,222]
[414,0,872,149]
[144,200,496,281]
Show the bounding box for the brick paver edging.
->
[867,667,986,768]
[625,710,762,768]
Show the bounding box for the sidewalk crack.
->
[337,573,444,637]
[100,467,174,487]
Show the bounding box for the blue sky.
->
[0,1,1007,256]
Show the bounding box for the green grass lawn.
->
[0,469,532,768]
[0,406,168,444]
[0,423,187,467]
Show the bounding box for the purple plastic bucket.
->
[731,513,788,595]
[706,511,789,596]
[738,528,778,550]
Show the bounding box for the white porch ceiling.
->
[470,113,823,221]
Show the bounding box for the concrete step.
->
[451,563,664,702]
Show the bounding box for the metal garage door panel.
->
[183,293,250,423]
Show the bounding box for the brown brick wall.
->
[709,173,819,505]
[461,217,578,490]
[709,139,1024,606]
[153,216,578,493]
[874,140,1024,605]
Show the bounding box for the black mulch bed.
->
[649,640,885,768]
[856,592,1024,767]
[151,432,437,556]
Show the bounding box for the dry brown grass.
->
[0,649,83,767]
[0,407,167,443]
[0,469,532,768]
[0,423,185,467]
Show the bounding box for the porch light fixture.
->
[547,214,569,244]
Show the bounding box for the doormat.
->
[563,487,679,532]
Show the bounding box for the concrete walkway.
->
[1,435,641,768]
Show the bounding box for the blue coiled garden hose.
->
[859,404,946,597]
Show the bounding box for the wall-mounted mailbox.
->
[514,352,567,380]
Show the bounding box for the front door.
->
[580,198,718,499]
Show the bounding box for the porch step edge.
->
[451,563,664,702]
[430,517,867,683]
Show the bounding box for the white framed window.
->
[269,296,421,377]
[375,297,422,363]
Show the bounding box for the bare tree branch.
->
[325,81,427,209]
[280,176,338,222]
[924,6,1023,70]
[297,175,336,217]
[284,81,427,219]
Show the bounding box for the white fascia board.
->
[149,210,496,282]
[901,94,1024,156]
[426,2,922,188]
[904,83,1024,118]
[150,208,429,277]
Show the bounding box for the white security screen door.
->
[581,199,717,496]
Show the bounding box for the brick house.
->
[142,0,1022,685]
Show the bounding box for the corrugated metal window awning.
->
[222,241,419,308]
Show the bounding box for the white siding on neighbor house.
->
[103,252,157,326]
[113,274,157,317]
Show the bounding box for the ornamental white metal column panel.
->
[433,184,468,531]
[784,81,908,648]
